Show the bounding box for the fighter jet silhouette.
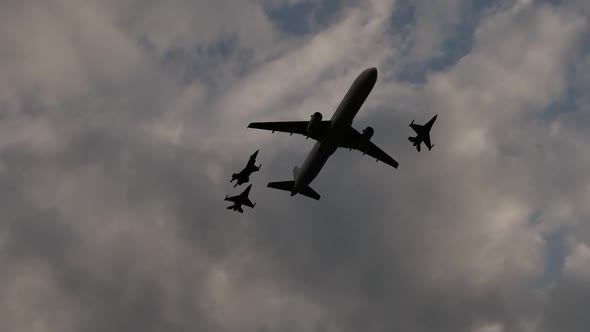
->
[224,184,256,213]
[408,114,437,152]
[230,150,261,188]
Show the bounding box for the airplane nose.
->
[366,67,377,79]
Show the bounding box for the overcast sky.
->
[1,0,590,331]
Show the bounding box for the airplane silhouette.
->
[408,114,437,152]
[248,67,398,200]
[224,184,256,213]
[231,150,261,187]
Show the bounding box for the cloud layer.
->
[1,0,590,331]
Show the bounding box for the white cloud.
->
[1,0,590,331]
[564,242,590,279]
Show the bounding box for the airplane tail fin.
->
[267,181,321,200]
[227,205,243,213]
[408,136,416,143]
[292,166,300,179]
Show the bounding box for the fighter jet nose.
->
[366,67,377,79]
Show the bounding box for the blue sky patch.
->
[393,0,499,83]
[265,0,349,35]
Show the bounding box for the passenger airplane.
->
[231,149,261,187]
[225,184,256,213]
[408,114,437,151]
[248,67,398,200]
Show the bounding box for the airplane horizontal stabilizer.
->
[267,181,295,192]
[300,186,320,200]
[267,181,321,200]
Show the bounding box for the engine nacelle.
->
[358,126,374,149]
[307,112,323,137]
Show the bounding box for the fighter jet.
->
[408,114,437,152]
[230,149,261,187]
[224,184,256,213]
[247,67,398,200]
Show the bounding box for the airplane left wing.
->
[225,195,238,202]
[339,128,399,169]
[247,121,331,141]
[410,123,423,133]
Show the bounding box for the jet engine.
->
[306,112,323,136]
[358,126,374,149]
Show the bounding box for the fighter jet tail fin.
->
[408,136,416,143]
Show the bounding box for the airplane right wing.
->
[247,121,331,141]
[423,133,432,149]
[339,128,399,169]
[244,198,255,208]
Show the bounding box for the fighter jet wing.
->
[244,198,255,208]
[247,121,331,141]
[225,195,239,202]
[410,123,423,133]
[423,133,432,149]
[339,128,399,169]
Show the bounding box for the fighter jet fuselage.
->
[231,150,261,187]
[224,184,256,213]
[409,114,437,152]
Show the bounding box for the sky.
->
[1,0,590,331]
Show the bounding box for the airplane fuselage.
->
[292,67,378,196]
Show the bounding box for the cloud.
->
[1,0,590,331]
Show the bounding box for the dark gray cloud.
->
[1,0,590,332]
